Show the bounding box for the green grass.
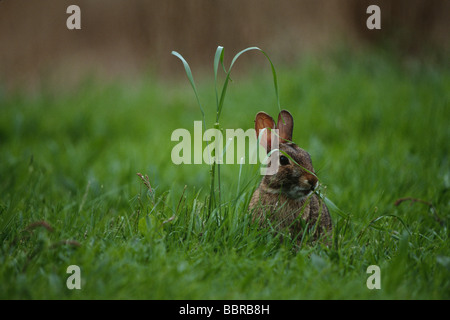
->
[0,49,449,299]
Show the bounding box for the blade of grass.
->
[214,46,225,112]
[171,51,206,130]
[216,47,280,121]
[357,214,412,242]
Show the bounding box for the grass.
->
[0,48,449,299]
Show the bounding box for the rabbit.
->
[249,110,332,242]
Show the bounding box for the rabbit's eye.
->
[280,155,289,166]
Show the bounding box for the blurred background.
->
[1,0,448,92]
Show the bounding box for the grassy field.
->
[0,49,449,299]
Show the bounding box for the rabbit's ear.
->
[277,110,294,142]
[255,112,276,151]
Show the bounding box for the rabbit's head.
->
[255,110,318,200]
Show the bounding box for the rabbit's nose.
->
[308,181,318,192]
[305,175,318,191]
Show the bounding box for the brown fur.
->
[249,110,332,243]
[250,187,332,241]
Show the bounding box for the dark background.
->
[1,0,448,92]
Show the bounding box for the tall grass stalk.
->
[172,46,281,217]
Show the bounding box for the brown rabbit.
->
[249,110,332,242]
